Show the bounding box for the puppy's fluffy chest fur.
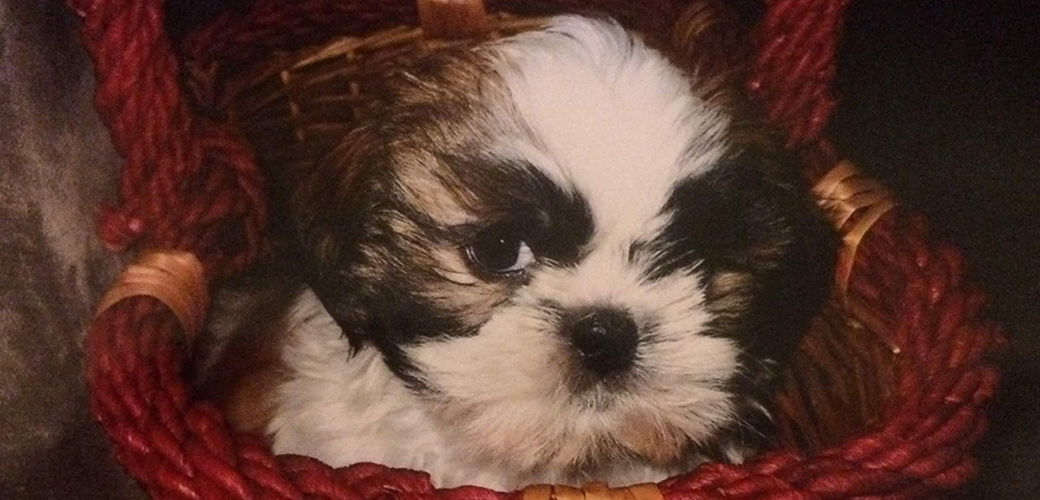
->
[260,290,483,487]
[200,15,833,492]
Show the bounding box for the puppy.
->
[198,16,835,491]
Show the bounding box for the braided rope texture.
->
[74,0,1004,498]
[69,0,266,276]
[746,0,849,149]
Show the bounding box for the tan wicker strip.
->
[813,161,899,305]
[523,483,663,500]
[95,249,209,343]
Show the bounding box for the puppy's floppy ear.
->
[284,124,385,309]
[669,0,749,104]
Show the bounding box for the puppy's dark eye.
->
[465,226,535,275]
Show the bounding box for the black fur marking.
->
[434,154,596,268]
[649,145,836,449]
[289,150,597,392]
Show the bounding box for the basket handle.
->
[418,0,490,39]
[66,0,266,278]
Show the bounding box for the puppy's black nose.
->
[566,308,639,377]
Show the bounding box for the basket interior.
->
[188,3,901,455]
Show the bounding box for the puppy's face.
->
[291,17,832,477]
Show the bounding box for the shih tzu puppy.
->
[199,16,834,491]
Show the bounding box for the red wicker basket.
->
[73,0,1004,499]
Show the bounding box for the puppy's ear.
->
[669,0,749,105]
[283,125,385,312]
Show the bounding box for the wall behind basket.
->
[831,1,1040,498]
[0,1,141,498]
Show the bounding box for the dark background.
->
[832,1,1040,497]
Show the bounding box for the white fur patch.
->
[270,290,681,490]
[406,239,740,482]
[268,290,507,488]
[487,16,729,244]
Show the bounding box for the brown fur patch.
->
[616,414,688,464]
[196,292,293,438]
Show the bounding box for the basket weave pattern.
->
[71,0,1003,498]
